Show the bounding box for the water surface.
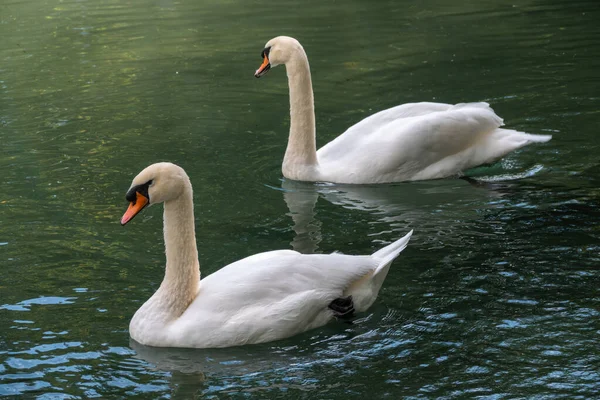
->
[1,0,599,398]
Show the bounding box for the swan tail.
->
[481,129,552,164]
[494,128,552,146]
[346,230,413,312]
[372,230,413,268]
[522,132,553,143]
[371,230,413,285]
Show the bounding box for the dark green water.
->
[1,0,599,398]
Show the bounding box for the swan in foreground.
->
[254,36,552,184]
[120,162,413,348]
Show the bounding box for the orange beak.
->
[254,55,271,78]
[121,192,149,225]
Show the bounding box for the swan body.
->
[121,162,413,348]
[255,36,552,184]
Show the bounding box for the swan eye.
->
[261,46,271,59]
[125,180,153,202]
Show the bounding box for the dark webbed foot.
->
[329,295,355,320]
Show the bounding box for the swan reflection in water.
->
[130,338,289,375]
[279,171,528,253]
[130,336,335,397]
[130,339,268,397]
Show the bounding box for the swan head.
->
[254,36,304,78]
[121,162,189,225]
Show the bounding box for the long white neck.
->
[282,50,319,180]
[151,185,200,320]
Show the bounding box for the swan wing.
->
[171,250,377,346]
[189,250,377,311]
[317,102,507,182]
[326,102,454,144]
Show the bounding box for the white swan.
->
[120,162,413,348]
[254,36,552,184]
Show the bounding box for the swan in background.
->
[254,36,552,184]
[120,162,413,348]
